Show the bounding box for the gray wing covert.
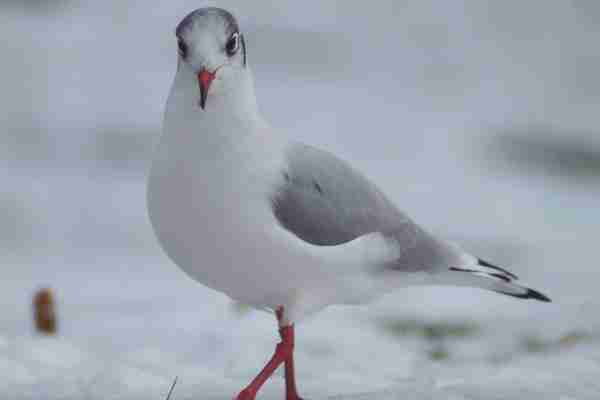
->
[271,143,413,245]
[270,143,466,273]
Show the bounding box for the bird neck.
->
[163,64,264,157]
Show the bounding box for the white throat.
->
[161,61,263,157]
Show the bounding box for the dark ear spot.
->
[313,181,323,194]
[241,34,247,66]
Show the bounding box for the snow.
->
[1,1,600,399]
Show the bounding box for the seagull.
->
[147,7,550,400]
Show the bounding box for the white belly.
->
[147,144,316,309]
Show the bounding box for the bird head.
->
[174,7,247,110]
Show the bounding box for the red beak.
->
[197,68,216,110]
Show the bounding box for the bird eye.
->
[177,39,188,58]
[225,32,240,56]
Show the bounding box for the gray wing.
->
[271,143,464,272]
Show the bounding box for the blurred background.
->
[1,1,599,399]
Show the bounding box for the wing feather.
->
[271,143,465,273]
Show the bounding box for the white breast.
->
[147,97,309,308]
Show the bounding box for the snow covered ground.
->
[1,1,600,398]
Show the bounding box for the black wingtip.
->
[478,258,519,280]
[525,288,552,302]
[495,288,552,303]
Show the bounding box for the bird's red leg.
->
[276,308,303,400]
[235,307,300,400]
